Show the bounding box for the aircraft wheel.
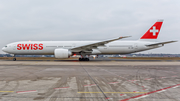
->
[13,58,16,61]
[85,58,89,61]
[79,58,82,61]
[79,58,89,61]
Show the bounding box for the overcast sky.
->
[0,0,180,54]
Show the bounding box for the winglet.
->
[119,36,131,39]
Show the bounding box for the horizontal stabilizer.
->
[146,41,177,46]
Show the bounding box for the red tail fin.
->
[140,20,163,39]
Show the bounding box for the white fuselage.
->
[2,41,161,55]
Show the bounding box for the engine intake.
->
[54,49,72,59]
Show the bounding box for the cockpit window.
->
[5,46,7,47]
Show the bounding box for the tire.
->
[79,58,82,61]
[87,58,89,61]
[13,58,16,61]
[79,58,89,61]
[84,58,89,61]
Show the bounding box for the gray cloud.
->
[0,0,180,53]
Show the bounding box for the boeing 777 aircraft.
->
[2,20,177,61]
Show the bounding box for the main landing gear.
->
[79,58,89,61]
[78,52,90,61]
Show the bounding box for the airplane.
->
[2,20,177,61]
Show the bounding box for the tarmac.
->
[0,59,180,101]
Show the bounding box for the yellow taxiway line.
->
[78,92,147,94]
[0,91,14,93]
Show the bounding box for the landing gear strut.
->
[79,58,89,61]
[79,52,89,61]
[13,54,16,61]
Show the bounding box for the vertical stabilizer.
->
[140,20,163,39]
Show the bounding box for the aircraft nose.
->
[2,47,5,52]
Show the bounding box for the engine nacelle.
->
[54,49,72,59]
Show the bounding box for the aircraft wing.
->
[71,36,131,52]
[146,41,177,47]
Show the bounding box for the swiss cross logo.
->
[150,26,159,36]
[140,21,163,39]
[17,43,43,50]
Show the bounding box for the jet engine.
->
[54,49,72,58]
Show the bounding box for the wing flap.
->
[146,41,177,46]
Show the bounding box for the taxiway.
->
[0,61,179,101]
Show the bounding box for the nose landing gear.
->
[13,58,16,61]
[13,54,16,61]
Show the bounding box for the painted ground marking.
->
[120,83,180,101]
[0,91,14,93]
[16,90,37,94]
[54,87,69,90]
[84,84,96,87]
[109,82,119,84]
[78,92,147,94]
